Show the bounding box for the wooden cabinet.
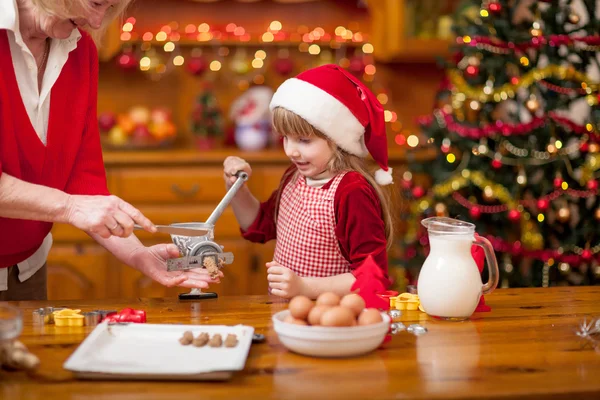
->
[47,148,432,300]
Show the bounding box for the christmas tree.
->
[190,83,224,149]
[400,0,600,288]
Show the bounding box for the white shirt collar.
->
[0,0,82,47]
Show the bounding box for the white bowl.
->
[272,310,390,358]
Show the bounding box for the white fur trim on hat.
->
[375,167,393,185]
[270,78,368,156]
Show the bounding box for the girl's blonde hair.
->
[272,107,396,249]
[31,0,132,44]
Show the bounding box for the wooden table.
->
[2,287,600,399]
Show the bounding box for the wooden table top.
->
[2,287,600,399]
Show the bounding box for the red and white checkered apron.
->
[274,171,351,277]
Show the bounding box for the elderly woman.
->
[0,0,220,300]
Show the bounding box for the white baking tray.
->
[63,322,254,381]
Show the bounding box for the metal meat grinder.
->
[167,171,248,300]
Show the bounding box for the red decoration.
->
[465,65,479,77]
[582,250,593,260]
[98,112,116,132]
[471,240,491,312]
[186,55,208,76]
[537,199,549,211]
[487,1,502,13]
[580,142,589,152]
[411,186,425,199]
[103,308,147,323]
[116,49,138,70]
[348,55,366,75]
[273,57,294,76]
[553,177,563,188]
[587,180,598,190]
[350,255,391,310]
[491,159,502,169]
[470,206,482,219]
[508,209,521,221]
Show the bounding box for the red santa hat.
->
[269,64,393,185]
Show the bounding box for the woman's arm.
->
[0,172,154,238]
[0,172,69,222]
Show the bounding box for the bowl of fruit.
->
[272,293,390,358]
[99,106,177,150]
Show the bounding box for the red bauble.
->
[116,50,138,70]
[98,112,116,132]
[508,209,521,221]
[553,177,563,188]
[582,249,593,260]
[580,142,589,152]
[273,57,294,76]
[491,159,502,169]
[465,65,479,77]
[470,206,482,219]
[348,56,366,75]
[536,199,549,211]
[186,56,208,76]
[488,1,502,13]
[587,180,599,190]
[411,186,425,199]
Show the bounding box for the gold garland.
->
[449,65,600,103]
[432,170,518,208]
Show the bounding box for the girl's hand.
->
[267,261,305,299]
[223,156,252,190]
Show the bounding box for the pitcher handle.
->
[473,235,499,295]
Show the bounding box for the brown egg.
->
[320,306,355,327]
[340,293,366,317]
[307,305,332,326]
[288,295,314,320]
[357,308,383,326]
[316,292,341,307]
[284,314,308,325]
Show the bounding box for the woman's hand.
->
[63,194,155,238]
[131,243,224,288]
[267,261,305,299]
[223,156,252,190]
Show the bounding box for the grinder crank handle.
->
[206,171,249,226]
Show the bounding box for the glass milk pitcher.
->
[417,217,499,320]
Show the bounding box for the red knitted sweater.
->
[0,29,109,268]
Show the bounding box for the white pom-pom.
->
[375,168,393,185]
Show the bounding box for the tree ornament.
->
[116,48,138,70]
[508,209,521,222]
[557,206,571,223]
[580,142,589,152]
[558,262,570,275]
[553,177,563,188]
[568,12,580,24]
[470,206,482,219]
[589,143,600,153]
[186,48,208,76]
[434,202,448,217]
[483,186,495,202]
[491,158,502,169]
[348,55,366,75]
[487,1,502,14]
[582,249,593,260]
[273,56,294,77]
[587,180,599,190]
[411,186,425,199]
[537,199,549,211]
[465,65,479,78]
[525,96,540,113]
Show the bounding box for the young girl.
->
[223,64,395,299]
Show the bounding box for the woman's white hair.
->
[30,0,132,44]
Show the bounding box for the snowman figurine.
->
[229,86,274,151]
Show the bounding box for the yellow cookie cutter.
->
[393,293,421,311]
[53,308,84,327]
